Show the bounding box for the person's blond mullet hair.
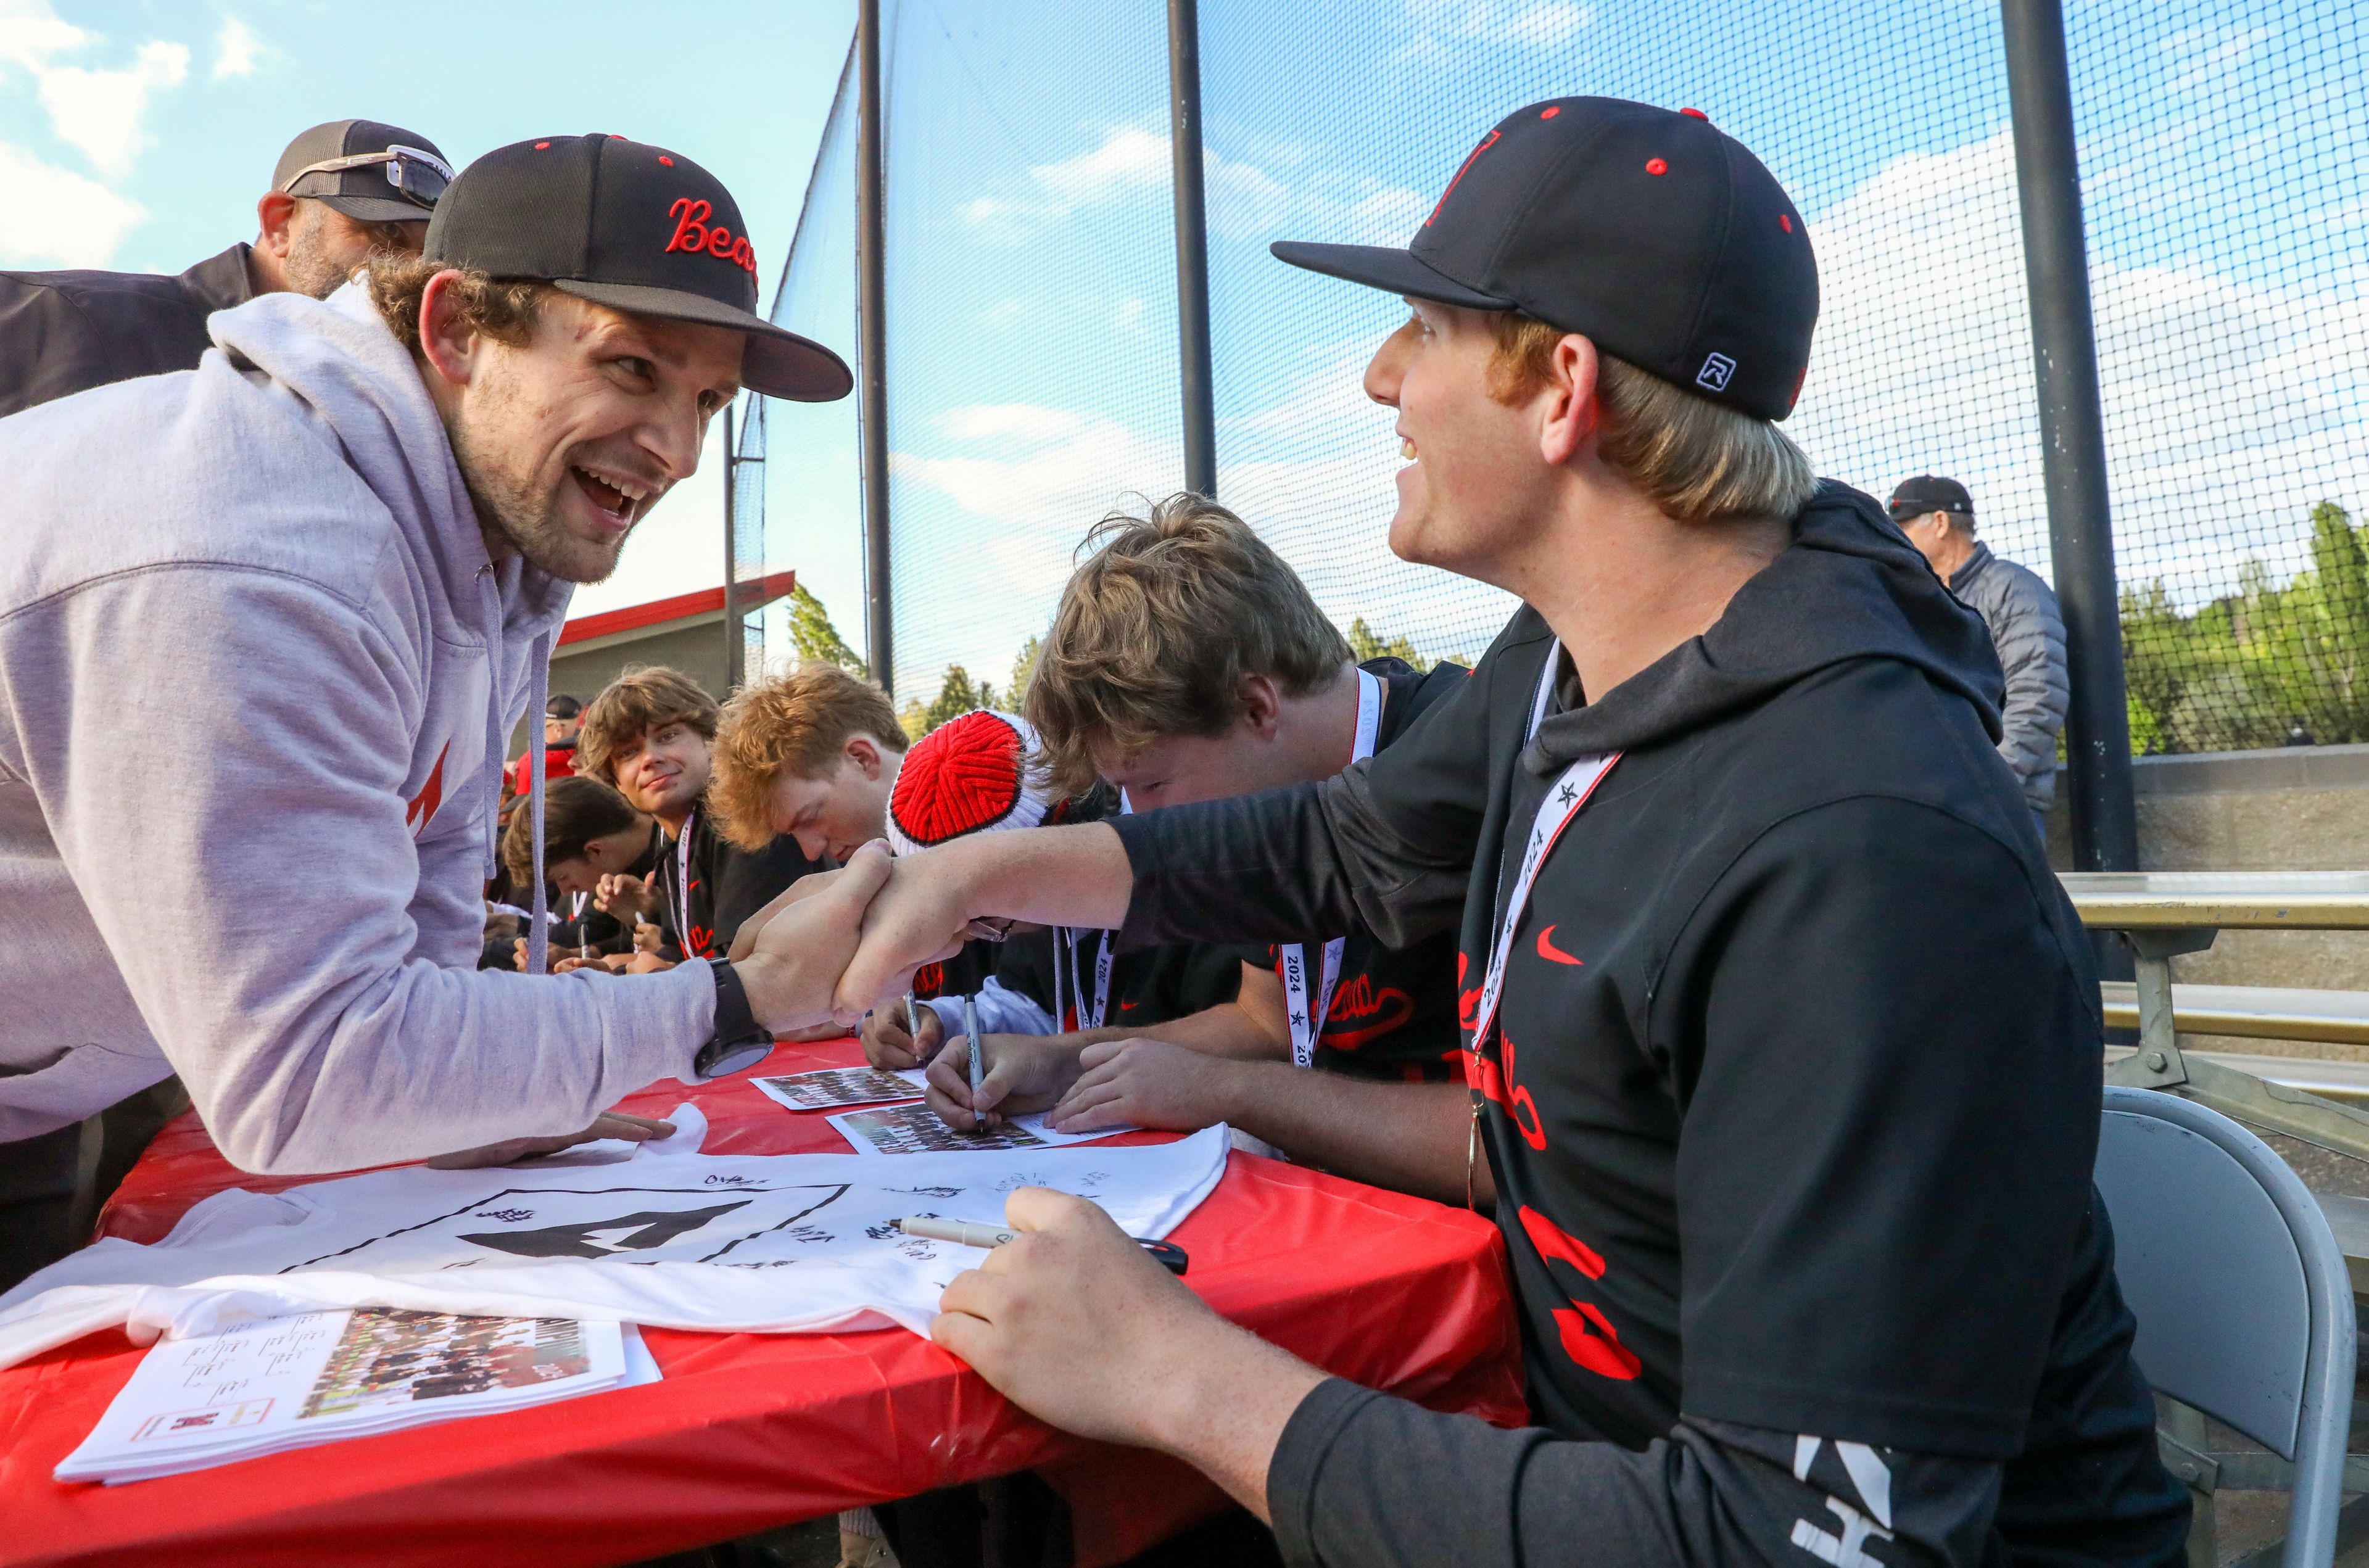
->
[1487,312,1817,527]
[710,663,907,852]
[1024,495,1352,799]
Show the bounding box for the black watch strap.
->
[693,957,774,1082]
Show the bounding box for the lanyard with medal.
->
[1465,641,1620,1067]
[672,808,698,958]
[1280,667,1386,1068]
[1054,926,1115,1031]
[1056,789,1130,1032]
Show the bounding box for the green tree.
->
[785,584,867,679]
[1007,636,1043,704]
[920,665,986,735]
[2114,500,2369,754]
[1346,616,1429,671]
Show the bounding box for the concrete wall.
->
[2046,743,2369,1060]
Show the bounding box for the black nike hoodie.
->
[1108,482,2187,1568]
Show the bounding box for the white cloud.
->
[1409,0,1597,49]
[959,122,1424,247]
[0,2,190,191]
[0,2,195,262]
[0,138,147,265]
[1795,126,2369,608]
[36,38,188,178]
[936,403,1091,444]
[212,15,270,81]
[0,0,86,73]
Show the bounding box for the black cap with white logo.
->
[1271,97,1817,421]
[275,119,453,223]
[1887,475,1974,521]
[424,134,851,403]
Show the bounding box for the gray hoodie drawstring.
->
[525,630,552,978]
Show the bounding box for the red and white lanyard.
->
[1054,927,1115,1031]
[1466,641,1618,1058]
[1056,788,1130,1031]
[1281,668,1386,1067]
[672,809,698,957]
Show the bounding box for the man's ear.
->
[416,268,481,392]
[847,735,882,780]
[1238,673,1284,738]
[1537,332,1601,468]
[255,192,298,258]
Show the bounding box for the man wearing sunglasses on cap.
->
[0,118,448,419]
[0,135,869,1289]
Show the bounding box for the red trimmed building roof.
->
[558,569,799,650]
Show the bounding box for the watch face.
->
[696,1037,773,1082]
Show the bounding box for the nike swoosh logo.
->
[1119,1000,1140,1011]
[1536,925,1582,966]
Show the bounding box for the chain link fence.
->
[760,0,2368,755]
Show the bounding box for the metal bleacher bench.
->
[2063,873,2369,1165]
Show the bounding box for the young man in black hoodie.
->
[819,98,2188,1568]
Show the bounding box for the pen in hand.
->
[896,1216,1189,1275]
[963,992,984,1131]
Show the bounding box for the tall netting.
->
[877,0,1183,725]
[765,0,2368,753]
[761,43,870,681]
[1199,0,2033,671]
[2067,0,2369,754]
[1197,0,2369,740]
[727,397,767,684]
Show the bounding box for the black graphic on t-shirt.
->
[457,1200,755,1258]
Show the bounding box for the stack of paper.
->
[57,1307,658,1484]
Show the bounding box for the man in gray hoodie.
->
[0,134,867,1283]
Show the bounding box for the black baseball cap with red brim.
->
[1272,97,1818,422]
[423,134,851,403]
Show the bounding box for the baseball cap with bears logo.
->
[886,711,1057,857]
[421,133,851,402]
[1270,97,1818,421]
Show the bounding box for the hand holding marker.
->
[897,1216,1189,1275]
[964,992,985,1130]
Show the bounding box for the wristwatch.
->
[692,957,775,1082]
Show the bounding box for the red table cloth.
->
[0,1040,1524,1568]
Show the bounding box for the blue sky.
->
[0,0,855,621]
[7,1,2362,704]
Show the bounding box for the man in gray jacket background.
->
[1891,475,2069,828]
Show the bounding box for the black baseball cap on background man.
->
[1887,475,1974,522]
[1271,97,1817,422]
[424,134,851,403]
[273,120,452,223]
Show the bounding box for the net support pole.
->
[2001,0,2136,873]
[1167,0,1217,498]
[857,0,893,695]
[721,401,742,691]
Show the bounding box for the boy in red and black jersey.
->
[837,99,2186,1568]
[919,499,1476,1201]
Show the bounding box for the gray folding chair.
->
[2097,1086,2359,1568]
